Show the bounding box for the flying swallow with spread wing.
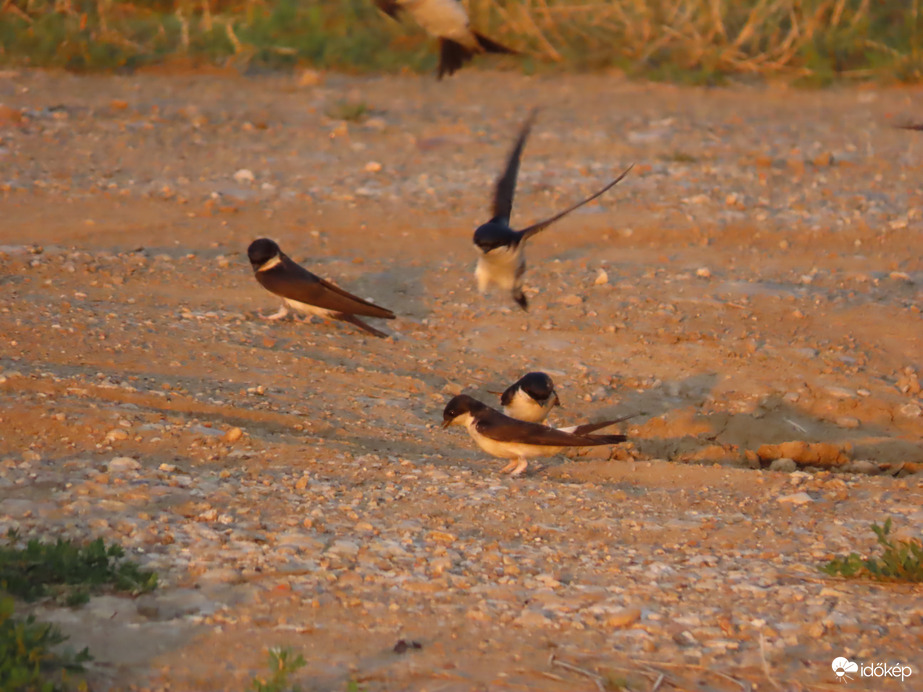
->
[374,0,516,79]
[474,111,633,310]
[247,238,395,338]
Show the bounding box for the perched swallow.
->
[374,0,516,79]
[500,371,560,423]
[442,394,626,476]
[474,112,633,310]
[247,238,395,338]
[500,371,640,433]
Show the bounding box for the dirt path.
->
[0,69,921,691]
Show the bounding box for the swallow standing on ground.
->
[474,111,633,310]
[500,371,560,422]
[500,371,640,433]
[247,238,395,339]
[374,0,516,79]
[442,394,627,476]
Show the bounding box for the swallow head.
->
[247,238,281,269]
[517,372,557,405]
[442,394,485,428]
[473,222,515,254]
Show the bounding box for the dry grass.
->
[0,0,920,82]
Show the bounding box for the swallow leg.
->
[512,287,528,311]
[509,458,529,476]
[499,459,519,474]
[260,304,290,321]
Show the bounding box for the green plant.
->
[822,518,923,583]
[0,595,92,692]
[0,530,158,605]
[325,100,371,123]
[250,647,307,692]
[345,682,367,692]
[602,673,631,691]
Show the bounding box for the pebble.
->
[769,458,797,473]
[108,456,141,472]
[836,416,861,429]
[232,169,255,184]
[364,161,382,173]
[594,269,609,285]
[777,492,813,505]
[105,428,129,443]
[843,460,879,475]
[223,427,243,443]
[604,606,642,628]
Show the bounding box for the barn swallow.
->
[474,111,633,310]
[374,0,516,79]
[500,371,641,433]
[247,238,395,338]
[442,394,627,476]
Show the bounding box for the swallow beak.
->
[441,419,452,429]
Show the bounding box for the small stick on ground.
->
[760,633,783,691]
[549,654,606,692]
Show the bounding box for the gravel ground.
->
[0,69,921,691]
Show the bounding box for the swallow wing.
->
[499,382,518,407]
[517,164,633,242]
[561,412,640,435]
[476,412,625,447]
[256,255,395,319]
[491,109,538,225]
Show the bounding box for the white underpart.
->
[448,411,563,476]
[401,0,475,45]
[475,245,524,293]
[503,389,554,423]
[283,297,337,319]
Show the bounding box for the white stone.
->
[108,456,141,472]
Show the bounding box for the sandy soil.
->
[0,69,921,691]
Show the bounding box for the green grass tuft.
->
[0,595,92,692]
[822,518,923,583]
[325,100,371,123]
[250,647,307,692]
[0,529,158,605]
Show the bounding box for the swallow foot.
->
[499,460,518,474]
[260,305,290,321]
[513,289,528,311]
[509,459,529,476]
